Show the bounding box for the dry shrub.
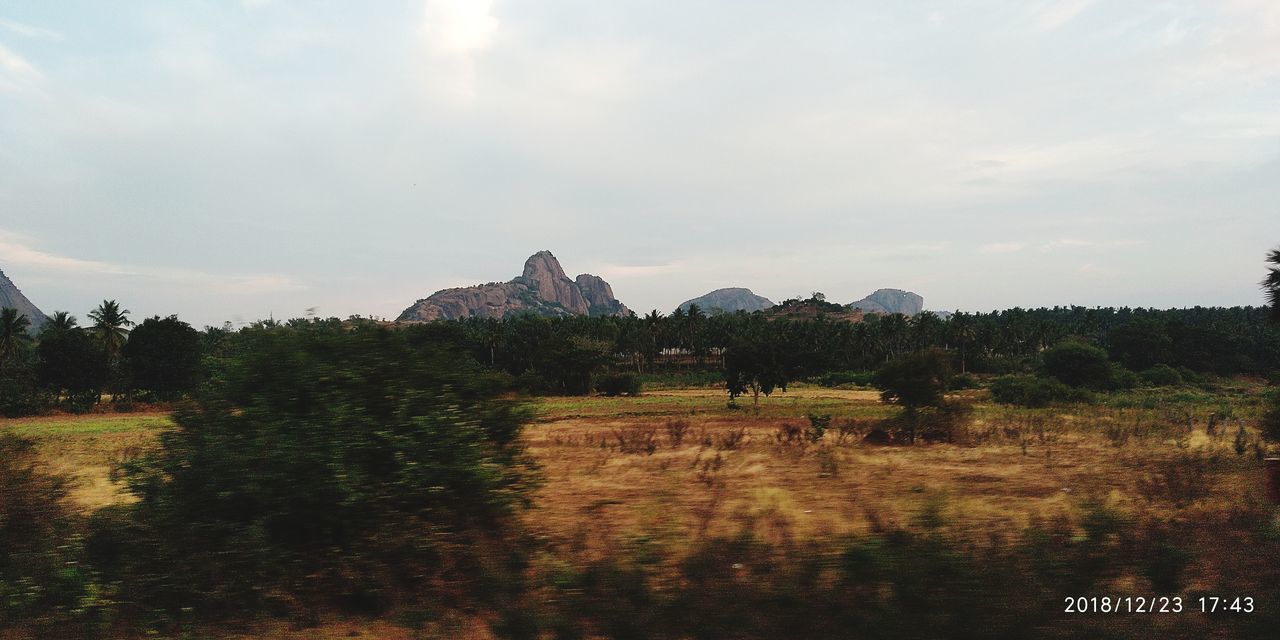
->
[1135,450,1221,506]
[665,419,690,446]
[613,424,659,455]
[776,422,804,445]
[833,418,872,445]
[715,425,748,451]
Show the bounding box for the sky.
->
[2,0,1279,327]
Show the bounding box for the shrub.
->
[0,361,46,417]
[0,436,81,628]
[1108,365,1141,391]
[596,372,642,396]
[97,323,537,620]
[989,375,1092,408]
[805,413,831,442]
[949,372,980,390]
[664,419,690,446]
[1042,341,1113,389]
[813,371,874,388]
[613,424,659,455]
[1139,364,1183,387]
[1263,391,1280,444]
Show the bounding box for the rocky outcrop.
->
[0,267,47,331]
[678,288,774,314]
[398,251,631,321]
[847,288,924,316]
[574,274,629,317]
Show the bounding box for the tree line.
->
[0,301,203,416]
[4,298,1279,416]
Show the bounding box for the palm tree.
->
[0,307,32,362]
[88,299,133,358]
[1265,247,1280,323]
[45,311,79,333]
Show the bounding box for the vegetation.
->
[89,321,536,620]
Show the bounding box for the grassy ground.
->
[3,383,1277,638]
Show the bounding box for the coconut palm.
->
[1265,247,1280,323]
[0,307,33,362]
[88,299,133,358]
[44,311,79,333]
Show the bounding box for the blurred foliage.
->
[88,320,538,620]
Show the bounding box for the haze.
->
[2,0,1279,327]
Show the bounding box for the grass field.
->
[3,383,1278,638]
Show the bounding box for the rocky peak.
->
[398,251,631,322]
[678,287,775,314]
[0,267,48,331]
[521,250,569,284]
[847,288,924,316]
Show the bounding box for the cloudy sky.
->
[2,0,1278,327]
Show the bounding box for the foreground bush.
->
[0,436,83,628]
[92,321,537,620]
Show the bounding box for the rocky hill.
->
[677,288,774,314]
[847,288,924,316]
[0,267,48,331]
[398,251,631,321]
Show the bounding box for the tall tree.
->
[122,315,203,400]
[1265,246,1280,323]
[88,300,133,358]
[45,311,78,333]
[0,308,32,363]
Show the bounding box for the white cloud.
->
[0,41,38,76]
[980,242,1025,254]
[421,0,498,56]
[416,0,500,105]
[0,229,306,295]
[1034,0,1098,31]
[0,18,63,41]
[1040,239,1145,251]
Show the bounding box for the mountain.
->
[398,251,631,321]
[0,267,47,331]
[678,288,774,314]
[847,288,924,316]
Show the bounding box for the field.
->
[4,382,1279,638]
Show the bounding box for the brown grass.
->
[3,384,1274,638]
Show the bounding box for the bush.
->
[813,370,874,388]
[989,375,1093,408]
[1108,365,1141,391]
[98,323,537,620]
[949,372,980,390]
[0,361,47,417]
[1042,341,1113,389]
[0,436,82,628]
[596,372,642,396]
[1263,391,1280,444]
[1140,364,1183,387]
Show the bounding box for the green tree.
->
[872,349,950,444]
[0,307,33,363]
[45,311,78,333]
[1266,246,1280,323]
[121,315,203,401]
[37,324,109,408]
[87,299,132,358]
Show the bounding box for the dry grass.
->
[2,384,1274,638]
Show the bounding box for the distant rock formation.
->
[0,267,47,331]
[847,288,925,316]
[397,251,631,321]
[678,288,774,314]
